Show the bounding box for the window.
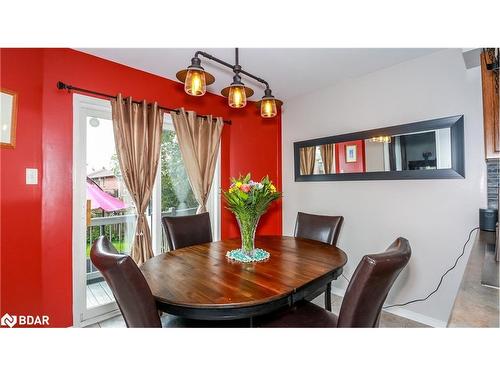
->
[313,146,325,174]
[151,114,220,253]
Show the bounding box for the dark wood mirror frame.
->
[294,115,465,181]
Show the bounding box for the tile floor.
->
[448,231,499,328]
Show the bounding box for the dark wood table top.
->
[140,236,347,319]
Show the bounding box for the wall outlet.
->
[26,168,38,185]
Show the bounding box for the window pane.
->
[160,129,198,214]
[160,126,198,250]
[86,115,139,309]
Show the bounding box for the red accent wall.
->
[335,140,366,173]
[0,48,282,327]
[0,49,44,321]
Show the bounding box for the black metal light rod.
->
[195,49,271,89]
[56,81,231,125]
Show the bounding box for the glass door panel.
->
[85,115,137,311]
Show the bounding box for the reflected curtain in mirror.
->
[300,146,316,175]
[320,144,335,174]
[170,108,224,214]
[111,94,163,265]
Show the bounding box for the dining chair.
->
[162,212,213,250]
[90,236,162,327]
[294,211,344,310]
[258,237,411,328]
[91,236,260,328]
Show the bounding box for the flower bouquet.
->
[222,174,281,262]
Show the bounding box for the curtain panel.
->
[170,108,224,214]
[300,146,316,175]
[111,94,163,265]
[320,144,335,174]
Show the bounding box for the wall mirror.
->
[294,115,464,181]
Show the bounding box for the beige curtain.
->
[170,108,224,213]
[320,144,335,174]
[300,146,316,175]
[111,94,163,265]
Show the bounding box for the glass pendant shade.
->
[228,85,247,108]
[184,69,206,96]
[261,98,277,118]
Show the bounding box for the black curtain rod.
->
[56,81,232,125]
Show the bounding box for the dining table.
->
[140,235,347,324]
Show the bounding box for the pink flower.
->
[241,184,251,193]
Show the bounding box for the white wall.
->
[282,49,486,327]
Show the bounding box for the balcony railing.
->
[86,207,197,284]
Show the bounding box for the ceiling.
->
[78,48,442,101]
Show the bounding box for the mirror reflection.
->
[299,128,452,175]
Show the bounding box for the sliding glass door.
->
[73,95,220,326]
[151,114,221,254]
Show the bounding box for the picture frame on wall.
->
[345,144,357,163]
[1,88,18,148]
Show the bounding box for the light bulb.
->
[261,98,277,118]
[184,69,206,96]
[228,86,247,108]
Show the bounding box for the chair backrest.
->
[337,237,411,328]
[162,212,213,250]
[90,236,161,328]
[294,212,344,246]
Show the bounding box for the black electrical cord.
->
[339,227,480,309]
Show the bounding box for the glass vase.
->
[236,214,261,257]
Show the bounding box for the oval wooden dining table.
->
[140,235,347,322]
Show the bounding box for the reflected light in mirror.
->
[370,136,391,143]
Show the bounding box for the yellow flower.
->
[269,184,276,193]
[235,181,242,188]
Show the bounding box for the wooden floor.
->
[86,281,115,308]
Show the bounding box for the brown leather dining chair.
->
[295,211,344,246]
[162,212,213,250]
[90,236,255,328]
[90,236,162,327]
[258,237,411,328]
[294,212,344,310]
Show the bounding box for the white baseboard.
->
[330,286,447,328]
[382,306,447,328]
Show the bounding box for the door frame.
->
[72,94,222,325]
[72,94,120,327]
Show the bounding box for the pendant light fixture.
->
[221,74,255,108]
[255,88,283,118]
[175,56,215,96]
[176,49,282,118]
[220,50,254,108]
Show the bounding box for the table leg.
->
[325,282,332,311]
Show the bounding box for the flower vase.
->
[236,214,261,258]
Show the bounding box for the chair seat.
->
[258,302,338,328]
